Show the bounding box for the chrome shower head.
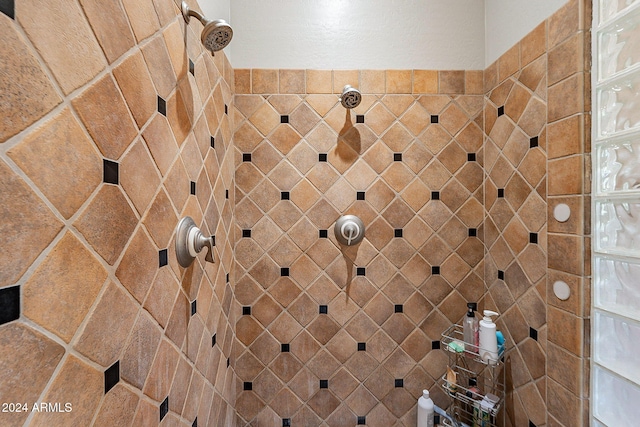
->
[181,2,233,55]
[340,85,362,109]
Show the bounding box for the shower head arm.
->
[181,2,211,27]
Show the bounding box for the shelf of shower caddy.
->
[440,324,505,366]
[438,369,504,418]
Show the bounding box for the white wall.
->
[485,0,567,66]
[202,0,569,70]
[226,0,485,70]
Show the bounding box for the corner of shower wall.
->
[482,0,592,426]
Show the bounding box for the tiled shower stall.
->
[0,0,590,426]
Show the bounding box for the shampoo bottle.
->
[463,302,479,353]
[478,310,499,365]
[417,389,434,427]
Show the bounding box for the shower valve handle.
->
[175,217,215,268]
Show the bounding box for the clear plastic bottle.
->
[417,389,434,427]
[463,302,479,354]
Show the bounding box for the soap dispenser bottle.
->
[463,302,479,353]
[478,310,499,364]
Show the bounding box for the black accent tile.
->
[468,228,477,237]
[282,419,291,427]
[430,115,439,124]
[530,136,539,148]
[281,343,290,352]
[357,342,366,351]
[498,270,504,280]
[281,191,290,200]
[395,379,404,388]
[227,358,230,367]
[226,273,229,283]
[431,266,440,275]
[242,153,252,162]
[319,153,327,162]
[189,59,194,75]
[242,229,252,238]
[319,305,328,314]
[431,340,441,350]
[356,115,365,123]
[498,188,504,198]
[529,233,538,244]
[529,421,537,427]
[467,153,476,162]
[281,267,289,276]
[394,304,403,313]
[103,159,119,184]
[357,416,366,425]
[104,361,120,394]
[0,0,14,19]
[224,104,228,115]
[212,235,216,246]
[0,285,20,325]
[356,267,366,276]
[158,96,166,116]
[320,379,329,389]
[431,191,440,200]
[242,306,251,315]
[394,229,403,238]
[190,181,196,195]
[225,189,229,199]
[212,334,216,347]
[191,300,197,316]
[243,382,252,391]
[394,153,402,162]
[319,229,328,238]
[192,418,197,427]
[357,191,365,200]
[210,136,215,148]
[498,106,504,116]
[159,249,168,267]
[160,396,169,421]
[280,115,289,123]
[530,327,538,341]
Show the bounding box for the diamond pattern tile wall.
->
[1,1,237,426]
[234,73,485,425]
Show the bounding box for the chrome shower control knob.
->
[175,217,215,268]
[334,215,365,246]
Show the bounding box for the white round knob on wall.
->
[553,280,571,301]
[553,203,571,222]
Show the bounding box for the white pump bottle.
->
[417,389,434,427]
[478,310,499,365]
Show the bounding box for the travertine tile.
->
[413,70,438,94]
[113,50,157,127]
[92,384,139,427]
[0,22,61,142]
[121,0,160,43]
[0,323,65,427]
[79,0,135,63]
[31,356,102,427]
[8,108,101,219]
[74,281,139,366]
[18,0,106,94]
[72,74,138,159]
[252,69,279,94]
[74,185,138,265]
[23,232,107,342]
[141,34,178,99]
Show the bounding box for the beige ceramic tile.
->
[79,0,135,63]
[23,232,107,342]
[18,0,106,94]
[0,23,61,142]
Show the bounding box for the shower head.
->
[181,2,233,55]
[339,85,362,109]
